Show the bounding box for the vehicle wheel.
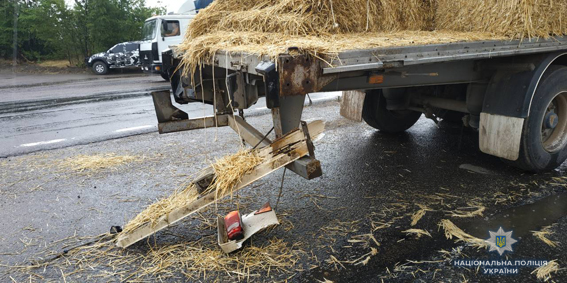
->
[160,72,170,81]
[92,61,108,75]
[507,66,567,172]
[362,90,422,133]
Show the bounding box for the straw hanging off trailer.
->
[155,35,567,173]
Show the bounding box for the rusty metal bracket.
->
[300,120,316,160]
[278,55,319,96]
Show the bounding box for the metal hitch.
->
[151,90,229,134]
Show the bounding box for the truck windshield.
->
[142,20,157,41]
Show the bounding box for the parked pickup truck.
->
[87,41,141,75]
[153,36,567,175]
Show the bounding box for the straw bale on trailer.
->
[178,0,567,73]
[187,0,434,37]
[436,0,567,38]
[187,0,567,38]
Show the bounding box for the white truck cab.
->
[139,0,213,80]
[140,14,194,80]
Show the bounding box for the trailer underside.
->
[155,36,567,173]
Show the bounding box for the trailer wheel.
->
[509,66,567,172]
[92,61,108,75]
[362,90,422,133]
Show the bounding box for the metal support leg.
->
[151,90,188,123]
[272,95,305,138]
[271,95,322,180]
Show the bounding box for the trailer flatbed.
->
[157,35,567,173]
[208,36,567,76]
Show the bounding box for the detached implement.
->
[116,120,324,248]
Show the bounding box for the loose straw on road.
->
[411,204,433,226]
[59,153,140,172]
[531,260,560,282]
[403,229,432,239]
[439,219,487,249]
[448,202,486,218]
[532,226,559,248]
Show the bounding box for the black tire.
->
[160,72,170,81]
[507,66,567,172]
[92,61,108,75]
[362,90,422,133]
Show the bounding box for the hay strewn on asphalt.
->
[11,232,300,281]
[138,237,299,280]
[178,0,567,75]
[411,204,433,226]
[531,260,560,281]
[448,202,486,218]
[403,228,432,239]
[532,225,559,248]
[59,153,140,172]
[439,219,487,249]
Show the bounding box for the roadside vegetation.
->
[0,0,164,67]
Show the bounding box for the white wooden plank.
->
[340,91,366,122]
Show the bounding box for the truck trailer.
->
[153,36,567,174]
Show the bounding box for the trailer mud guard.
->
[480,52,567,160]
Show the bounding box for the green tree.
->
[0,0,17,60]
[1,0,165,66]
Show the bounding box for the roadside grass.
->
[38,60,70,68]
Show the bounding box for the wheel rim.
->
[541,91,567,152]
[95,64,104,73]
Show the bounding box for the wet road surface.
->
[0,71,340,157]
[0,85,339,157]
[0,73,167,104]
[1,98,566,282]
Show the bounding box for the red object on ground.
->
[255,202,273,215]
[224,211,244,241]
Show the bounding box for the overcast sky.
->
[64,0,179,13]
[146,0,179,13]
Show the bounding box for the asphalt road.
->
[0,72,340,157]
[0,73,566,282]
[0,72,166,103]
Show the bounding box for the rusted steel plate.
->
[278,55,320,96]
